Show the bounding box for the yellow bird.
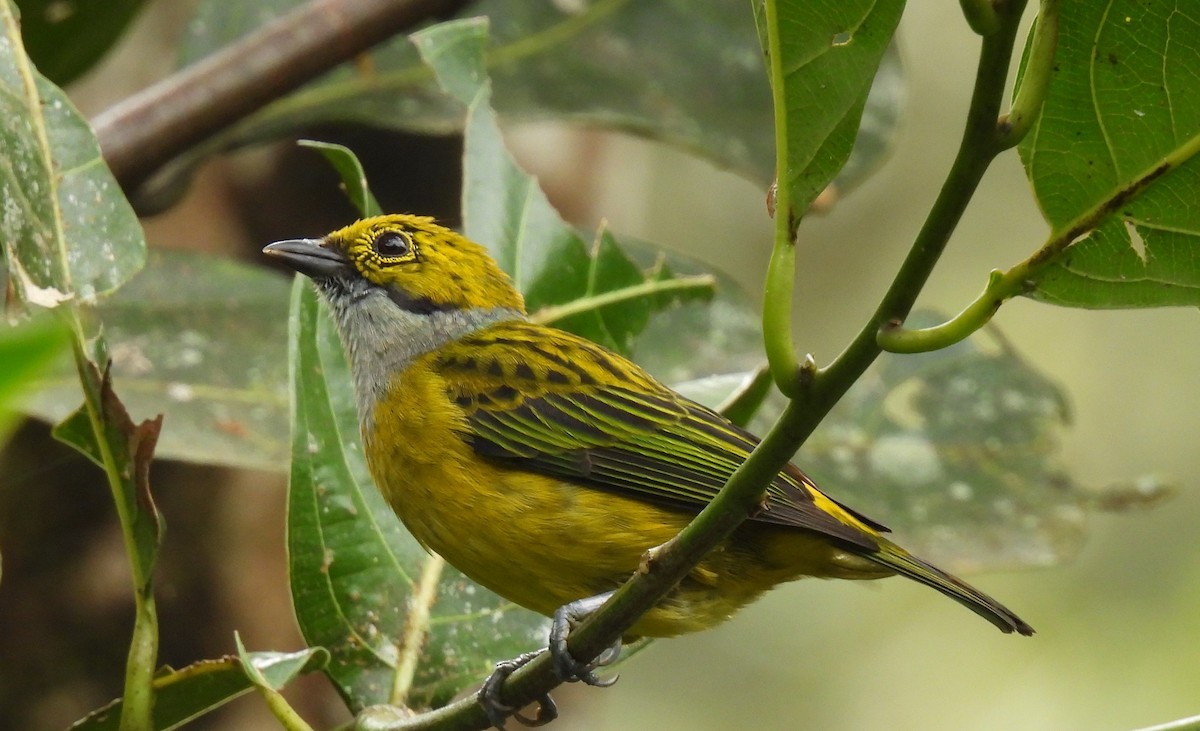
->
[265,214,1032,718]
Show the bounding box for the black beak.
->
[263,238,350,278]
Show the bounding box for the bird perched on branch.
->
[265,214,1032,723]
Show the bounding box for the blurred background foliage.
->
[1,1,1198,730]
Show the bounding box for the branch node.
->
[638,544,666,575]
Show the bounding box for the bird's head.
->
[263,214,525,314]
[265,215,528,421]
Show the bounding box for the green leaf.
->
[413,18,714,357]
[174,0,900,200]
[67,649,326,731]
[286,278,547,712]
[15,0,148,85]
[1018,1,1200,307]
[0,3,145,306]
[795,314,1091,572]
[757,0,905,216]
[528,230,716,353]
[25,250,292,470]
[297,140,382,217]
[0,317,67,441]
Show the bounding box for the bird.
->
[264,214,1033,720]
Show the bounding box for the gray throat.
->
[318,283,525,430]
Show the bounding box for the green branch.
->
[959,0,1000,36]
[760,0,803,397]
[773,0,1031,411]
[795,0,1026,372]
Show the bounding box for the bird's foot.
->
[477,592,622,729]
[478,651,558,729]
[549,592,622,687]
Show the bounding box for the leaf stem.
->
[237,634,318,731]
[877,270,1006,353]
[852,0,1027,361]
[997,0,1060,148]
[760,0,802,397]
[881,120,1200,352]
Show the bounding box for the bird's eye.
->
[374,230,413,259]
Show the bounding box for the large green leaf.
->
[0,2,144,307]
[15,0,148,85]
[756,0,905,216]
[413,17,714,356]
[23,250,292,470]
[286,277,548,711]
[168,0,899,199]
[1018,1,1200,307]
[68,649,326,731]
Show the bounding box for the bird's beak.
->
[262,238,350,278]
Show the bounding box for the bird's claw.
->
[478,651,558,729]
[549,593,622,687]
[479,592,622,728]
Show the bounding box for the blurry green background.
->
[7,1,1199,729]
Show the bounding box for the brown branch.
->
[91,0,467,192]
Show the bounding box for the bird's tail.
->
[866,539,1035,636]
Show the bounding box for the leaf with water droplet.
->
[0,4,144,307]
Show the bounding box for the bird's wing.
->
[432,321,886,550]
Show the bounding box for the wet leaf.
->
[0,3,145,307]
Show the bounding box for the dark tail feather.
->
[867,540,1035,636]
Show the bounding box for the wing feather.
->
[434,321,885,549]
